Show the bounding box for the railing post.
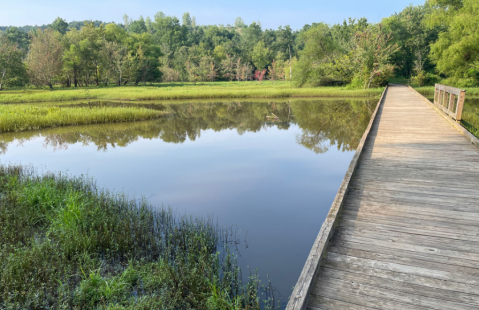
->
[448,94,455,113]
[456,90,466,121]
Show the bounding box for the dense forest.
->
[0,0,478,90]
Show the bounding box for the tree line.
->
[0,0,478,90]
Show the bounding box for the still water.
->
[0,99,376,305]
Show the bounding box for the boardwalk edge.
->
[285,85,388,310]
[408,85,479,148]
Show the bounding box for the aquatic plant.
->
[0,163,278,309]
[0,105,164,133]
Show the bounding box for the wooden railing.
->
[434,84,466,121]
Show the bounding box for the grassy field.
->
[0,81,383,103]
[0,163,275,309]
[0,104,165,133]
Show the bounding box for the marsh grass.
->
[0,105,165,133]
[0,82,383,103]
[0,164,278,309]
[461,98,479,138]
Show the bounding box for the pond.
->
[0,98,377,306]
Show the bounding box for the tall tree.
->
[427,0,479,85]
[51,17,68,34]
[221,54,235,81]
[354,25,399,88]
[129,16,147,34]
[251,40,271,70]
[182,13,193,28]
[26,29,63,89]
[0,41,26,90]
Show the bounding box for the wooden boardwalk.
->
[287,85,479,310]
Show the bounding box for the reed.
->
[0,105,164,133]
[0,163,276,309]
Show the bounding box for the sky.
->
[1,0,425,30]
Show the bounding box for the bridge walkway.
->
[293,85,479,310]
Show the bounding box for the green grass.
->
[461,98,479,138]
[0,163,277,310]
[0,81,383,103]
[0,105,165,133]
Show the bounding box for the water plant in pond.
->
[0,104,165,133]
[0,164,279,309]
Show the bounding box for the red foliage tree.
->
[254,69,267,83]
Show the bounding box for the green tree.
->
[382,5,439,78]
[1,27,30,51]
[251,40,271,70]
[182,12,193,28]
[125,32,162,84]
[354,25,399,88]
[51,17,68,34]
[0,41,26,90]
[26,29,63,89]
[235,17,245,28]
[427,0,479,85]
[129,16,147,34]
[293,23,348,86]
[220,54,235,81]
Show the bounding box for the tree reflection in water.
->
[0,99,376,154]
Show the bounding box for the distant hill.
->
[0,20,120,32]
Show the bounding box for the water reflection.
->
[0,98,376,306]
[0,99,375,154]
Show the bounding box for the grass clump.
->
[461,98,479,138]
[0,164,276,309]
[0,105,165,133]
[0,82,383,103]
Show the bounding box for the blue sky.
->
[1,0,425,29]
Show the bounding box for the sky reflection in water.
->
[0,99,376,305]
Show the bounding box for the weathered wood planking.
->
[433,83,466,121]
[287,85,479,310]
[285,87,388,310]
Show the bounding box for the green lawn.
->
[0,81,383,103]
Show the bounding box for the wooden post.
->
[456,90,466,121]
[442,90,447,108]
[448,94,455,113]
[434,85,438,105]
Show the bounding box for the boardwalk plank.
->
[290,85,479,310]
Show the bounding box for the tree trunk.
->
[289,44,292,82]
[74,66,78,87]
